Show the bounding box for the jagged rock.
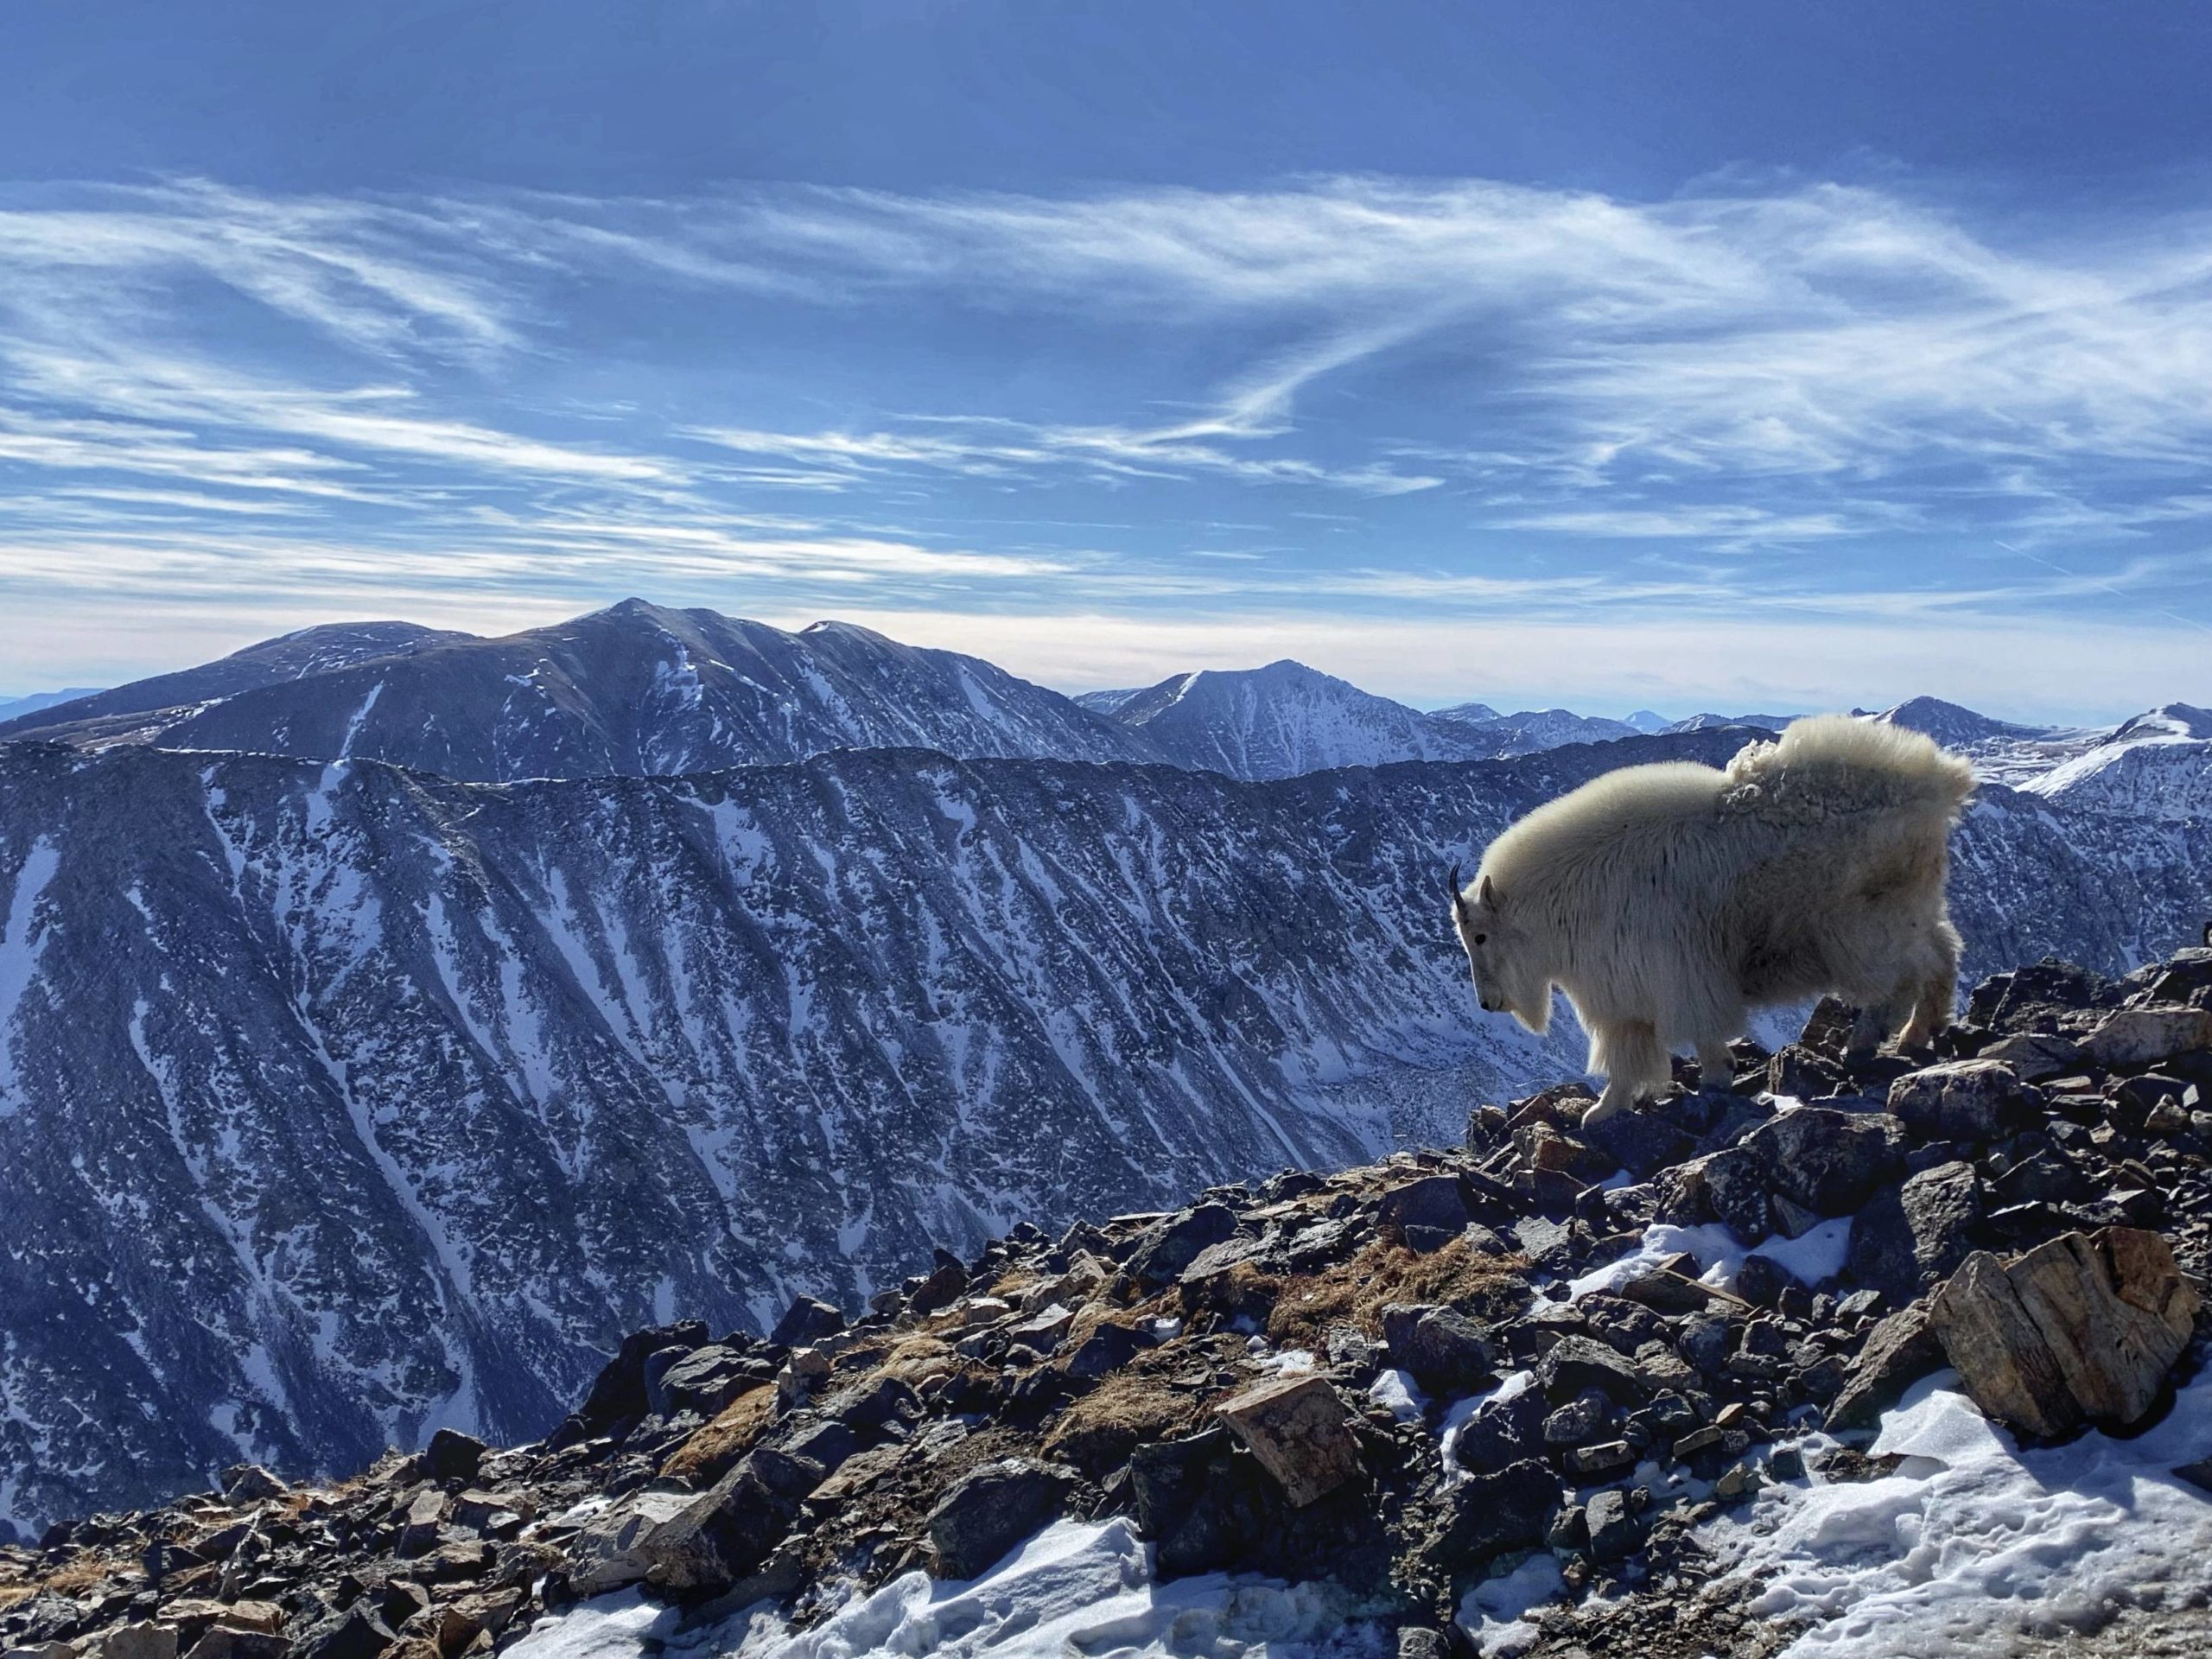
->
[1513,1123,1617,1184]
[1616,1269,1739,1316]
[651,1346,763,1419]
[1675,1312,1738,1376]
[1821,1300,1948,1432]
[1768,1045,1848,1100]
[1214,1376,1362,1507]
[1929,1228,2202,1437]
[1450,1385,1548,1474]
[1976,1032,2082,1081]
[551,1321,709,1446]
[1427,1459,1559,1564]
[1732,1255,1791,1308]
[294,1610,392,1659]
[96,1629,178,1659]
[422,1431,486,1485]
[1395,1630,1451,1659]
[1580,1107,1698,1181]
[1745,1106,1906,1216]
[562,1491,697,1596]
[925,1459,1079,1580]
[1536,1337,1650,1407]
[1376,1177,1472,1244]
[219,1465,288,1503]
[1653,1147,1770,1242]
[2082,1007,2212,1069]
[769,1298,845,1349]
[1888,1061,2034,1143]
[1065,1321,1154,1379]
[1379,1305,1495,1394]
[1585,1489,1643,1562]
[1969,959,2111,1034]
[1126,1205,1237,1289]
[1847,1160,1983,1305]
[181,1632,287,1659]
[626,1449,821,1596]
[908,1255,970,1317]
[1542,1390,1612,1446]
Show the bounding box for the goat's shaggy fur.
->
[1452,716,1976,1122]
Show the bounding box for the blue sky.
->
[3,2,2211,720]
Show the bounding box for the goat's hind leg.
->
[1897,922,1961,1051]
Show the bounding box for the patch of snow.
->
[1566,1218,1853,1301]
[1695,1369,2212,1656]
[1456,1551,1567,1656]
[1368,1368,1426,1422]
[685,1517,1373,1659]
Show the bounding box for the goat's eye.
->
[1472,933,1487,945]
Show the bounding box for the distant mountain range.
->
[1,601,2206,1532]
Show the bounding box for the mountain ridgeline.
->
[0,601,2208,1535]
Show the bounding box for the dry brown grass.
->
[1265,1235,1525,1350]
[1042,1367,1209,1477]
[660,1383,776,1483]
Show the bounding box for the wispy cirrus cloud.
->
[1,173,2209,709]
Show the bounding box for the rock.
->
[96,1630,178,1659]
[181,1634,286,1659]
[1535,1336,1650,1407]
[768,1297,845,1348]
[1542,1390,1611,1446]
[294,1611,392,1659]
[1450,1384,1548,1473]
[1395,1630,1452,1659]
[1654,1147,1770,1242]
[1888,1061,2034,1144]
[1578,1106,1698,1180]
[646,1344,761,1420]
[1427,1459,1560,1563]
[2081,1007,2212,1069]
[2175,1458,2212,1497]
[422,1430,486,1484]
[1126,1205,1237,1289]
[1379,1305,1496,1394]
[1565,1440,1636,1477]
[1064,1320,1153,1379]
[1822,1309,1946,1433]
[1585,1489,1643,1562]
[627,1449,821,1595]
[908,1256,970,1317]
[553,1319,709,1444]
[1847,1160,1983,1305]
[1675,1313,1737,1375]
[1976,1032,2082,1082]
[563,1489,698,1595]
[1214,1375,1363,1507]
[1929,1228,2202,1437]
[925,1459,1080,1580]
[1616,1269,1741,1316]
[1376,1177,1472,1243]
[1768,1045,1847,1100]
[1745,1107,1906,1216]
[219,1465,289,1503]
[1513,1123,1617,1184]
[1733,1255,1792,1307]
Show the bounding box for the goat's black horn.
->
[1448,863,1461,899]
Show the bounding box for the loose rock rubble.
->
[5,949,2211,1658]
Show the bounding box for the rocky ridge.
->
[7,948,2210,1658]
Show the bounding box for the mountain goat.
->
[1451,716,1975,1123]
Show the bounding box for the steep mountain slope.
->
[3,730,2209,1530]
[2020,702,2212,821]
[0,625,463,747]
[18,601,1157,779]
[1096,660,1493,779]
[0,690,103,722]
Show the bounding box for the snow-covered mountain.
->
[0,623,462,747]
[1086,659,1497,779]
[2,601,1154,779]
[1662,711,1796,734]
[3,724,2209,1531]
[1433,704,1643,755]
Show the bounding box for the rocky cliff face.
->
[2,723,2209,1534]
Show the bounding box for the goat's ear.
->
[1478,874,1498,909]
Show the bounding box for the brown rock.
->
[1824,1301,1947,1431]
[1929,1228,2202,1436]
[1213,1374,1362,1507]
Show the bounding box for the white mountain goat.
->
[1451,716,1975,1123]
